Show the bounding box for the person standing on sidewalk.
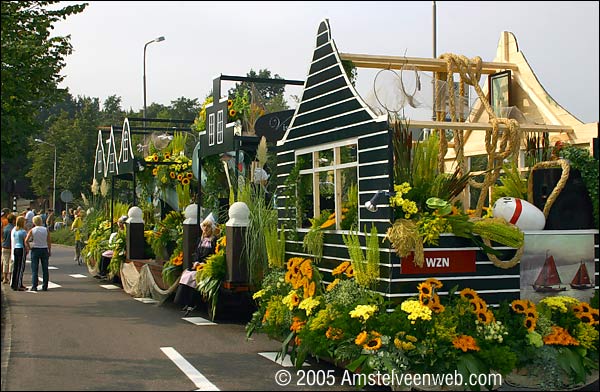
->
[24,215,51,291]
[71,209,84,265]
[2,212,15,284]
[10,216,28,291]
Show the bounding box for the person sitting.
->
[174,214,219,316]
[96,215,127,279]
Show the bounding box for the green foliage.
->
[242,183,277,286]
[196,250,227,320]
[342,226,380,289]
[50,226,75,246]
[265,224,285,269]
[1,1,87,163]
[558,144,599,229]
[341,60,358,86]
[149,211,184,261]
[302,211,330,264]
[491,161,528,204]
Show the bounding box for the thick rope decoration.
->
[435,53,525,269]
[527,159,571,218]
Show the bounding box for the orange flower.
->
[326,327,343,340]
[262,308,270,323]
[300,260,313,280]
[326,279,340,292]
[304,281,316,299]
[320,219,336,229]
[576,312,595,325]
[290,317,306,332]
[543,326,579,346]
[452,335,480,352]
[294,336,302,346]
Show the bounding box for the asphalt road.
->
[1,244,372,391]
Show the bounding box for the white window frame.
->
[217,110,224,144]
[208,113,215,146]
[295,139,358,230]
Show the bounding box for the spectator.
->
[2,212,15,284]
[71,209,85,265]
[10,216,28,291]
[46,209,56,232]
[174,214,218,316]
[24,215,51,291]
[24,207,34,230]
[96,215,127,279]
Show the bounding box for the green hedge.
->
[50,227,75,246]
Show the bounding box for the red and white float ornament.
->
[492,197,545,231]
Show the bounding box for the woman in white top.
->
[24,215,51,291]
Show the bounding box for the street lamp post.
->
[143,36,165,130]
[34,138,57,212]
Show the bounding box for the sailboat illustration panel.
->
[521,232,595,303]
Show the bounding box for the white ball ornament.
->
[492,197,545,231]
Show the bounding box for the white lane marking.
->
[160,347,220,391]
[99,284,120,290]
[182,317,216,325]
[48,266,58,270]
[28,278,61,289]
[258,352,309,367]
[134,297,159,304]
[69,274,87,278]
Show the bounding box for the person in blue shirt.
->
[11,215,29,291]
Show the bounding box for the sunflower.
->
[417,281,433,296]
[430,303,445,313]
[425,278,443,289]
[169,172,176,179]
[227,99,233,108]
[477,309,495,324]
[181,177,190,186]
[152,167,158,176]
[229,109,237,117]
[460,288,478,301]
[332,261,350,276]
[186,172,193,179]
[590,309,599,324]
[303,281,316,299]
[579,302,592,313]
[285,270,293,283]
[177,173,183,181]
[470,298,487,313]
[164,152,171,159]
[152,154,159,162]
[355,331,368,345]
[326,279,340,292]
[419,292,431,306]
[511,299,528,314]
[364,336,382,351]
[526,309,538,320]
[300,260,313,280]
[344,265,355,278]
[524,316,537,332]
[576,312,594,325]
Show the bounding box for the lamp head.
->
[364,190,391,213]
[155,36,165,42]
[34,138,42,143]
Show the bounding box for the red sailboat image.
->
[570,261,594,290]
[532,251,566,293]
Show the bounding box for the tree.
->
[227,69,288,108]
[169,96,200,121]
[1,1,87,205]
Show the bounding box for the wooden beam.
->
[406,119,572,133]
[340,53,518,74]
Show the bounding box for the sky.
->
[52,1,599,124]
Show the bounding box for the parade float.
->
[245,19,599,390]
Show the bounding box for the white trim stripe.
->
[161,347,219,390]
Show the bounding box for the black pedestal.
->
[225,226,248,283]
[183,223,199,270]
[126,222,145,259]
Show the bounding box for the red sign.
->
[402,249,476,275]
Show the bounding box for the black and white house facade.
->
[275,19,522,306]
